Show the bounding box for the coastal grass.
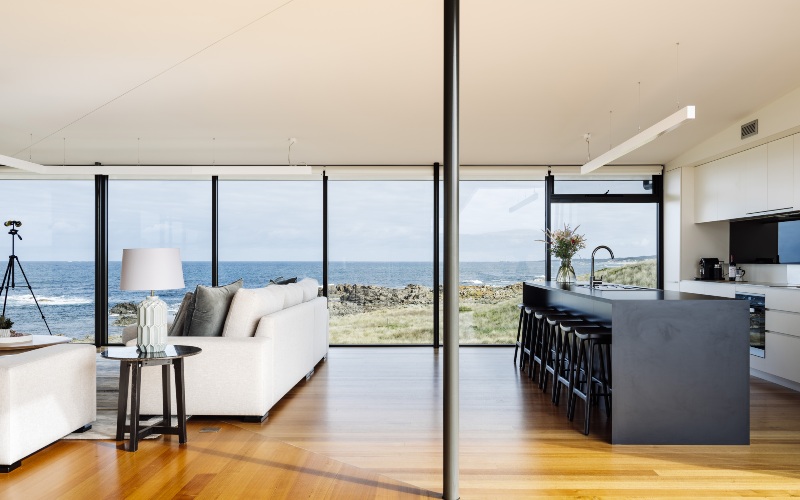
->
[578,259,656,288]
[329,297,518,345]
[330,259,655,345]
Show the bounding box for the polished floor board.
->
[243,347,800,497]
[0,420,436,499]
[2,347,800,498]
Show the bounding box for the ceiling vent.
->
[741,119,758,139]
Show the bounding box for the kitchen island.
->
[524,281,750,445]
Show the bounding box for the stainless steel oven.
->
[736,292,765,357]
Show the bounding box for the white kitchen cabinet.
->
[716,154,741,220]
[764,287,800,313]
[678,280,736,297]
[795,134,800,210]
[766,310,800,338]
[694,161,718,223]
[739,144,769,216]
[765,331,800,384]
[767,136,794,211]
[694,135,799,223]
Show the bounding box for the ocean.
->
[2,258,647,340]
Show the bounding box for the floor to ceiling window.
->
[454,180,546,344]
[0,180,95,342]
[108,180,211,343]
[550,177,659,287]
[328,180,433,344]
[217,180,322,288]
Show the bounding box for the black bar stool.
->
[538,311,574,392]
[513,303,525,366]
[526,307,562,383]
[550,319,599,407]
[568,326,612,435]
[518,307,535,371]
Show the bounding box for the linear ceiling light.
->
[581,105,695,174]
[0,153,47,174]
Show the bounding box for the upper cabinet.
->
[740,144,768,215]
[694,134,797,223]
[694,158,719,223]
[795,134,800,209]
[767,136,794,211]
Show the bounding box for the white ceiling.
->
[2,0,800,168]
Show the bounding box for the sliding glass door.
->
[108,180,211,343]
[0,180,95,342]
[454,180,545,344]
[217,180,322,288]
[328,181,433,344]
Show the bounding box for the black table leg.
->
[174,358,187,444]
[116,362,130,441]
[129,362,142,452]
[162,364,171,430]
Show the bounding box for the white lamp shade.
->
[120,248,185,291]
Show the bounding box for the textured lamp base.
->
[137,295,168,353]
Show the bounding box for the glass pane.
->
[456,181,545,344]
[108,181,211,344]
[550,203,657,287]
[554,178,653,194]
[329,181,432,344]
[218,180,322,287]
[0,180,94,342]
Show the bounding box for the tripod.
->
[0,224,52,335]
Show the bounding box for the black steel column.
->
[212,176,219,286]
[433,162,440,348]
[443,0,460,497]
[95,174,109,347]
[655,173,664,289]
[322,171,328,299]
[545,174,554,281]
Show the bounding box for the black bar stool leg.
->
[514,305,524,366]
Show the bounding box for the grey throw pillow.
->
[182,291,198,336]
[186,279,243,337]
[168,292,194,336]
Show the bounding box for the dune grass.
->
[578,259,656,288]
[329,297,519,345]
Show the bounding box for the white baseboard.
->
[750,368,800,392]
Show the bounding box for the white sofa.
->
[0,343,96,472]
[123,279,329,422]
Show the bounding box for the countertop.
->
[685,279,800,289]
[525,281,734,303]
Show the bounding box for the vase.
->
[555,258,576,284]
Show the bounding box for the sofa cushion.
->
[298,278,319,302]
[270,276,297,285]
[282,283,304,308]
[169,292,193,336]
[222,286,285,338]
[186,279,243,337]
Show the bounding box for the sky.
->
[3,179,656,262]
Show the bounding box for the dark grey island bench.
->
[523,281,750,445]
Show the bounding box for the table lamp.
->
[120,248,185,352]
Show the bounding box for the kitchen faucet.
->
[590,245,615,288]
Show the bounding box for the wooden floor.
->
[3,347,800,498]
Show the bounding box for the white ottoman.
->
[0,343,96,472]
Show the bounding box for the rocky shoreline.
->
[327,283,523,316]
[108,282,526,325]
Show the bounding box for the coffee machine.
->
[699,257,721,280]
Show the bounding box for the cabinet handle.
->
[746,207,794,215]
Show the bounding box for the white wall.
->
[664,86,800,283]
[667,86,800,172]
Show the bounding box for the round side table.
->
[101,345,201,452]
